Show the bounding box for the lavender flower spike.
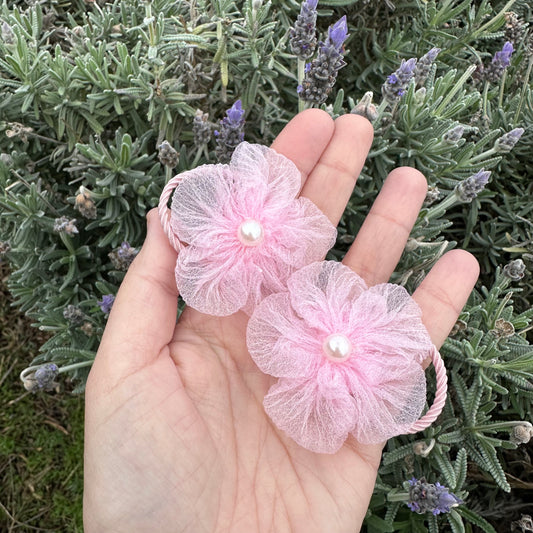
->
[34,364,59,390]
[479,41,514,83]
[415,47,441,85]
[98,294,115,314]
[109,241,138,271]
[455,169,491,202]
[494,127,524,153]
[22,363,59,392]
[215,100,245,163]
[158,141,179,168]
[408,478,462,515]
[193,109,211,147]
[298,16,349,105]
[382,58,417,104]
[289,0,318,60]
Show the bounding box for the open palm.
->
[83,110,479,533]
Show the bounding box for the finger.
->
[300,113,374,225]
[95,209,179,372]
[343,167,427,285]
[413,249,479,348]
[271,108,335,187]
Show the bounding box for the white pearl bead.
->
[323,334,352,362]
[238,219,264,246]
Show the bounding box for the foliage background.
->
[0,0,532,530]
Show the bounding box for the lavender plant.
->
[298,15,349,107]
[0,0,532,531]
[214,99,246,163]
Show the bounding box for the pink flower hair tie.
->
[247,261,448,454]
[158,142,337,316]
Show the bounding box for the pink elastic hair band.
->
[407,345,448,434]
[158,174,184,253]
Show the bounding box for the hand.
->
[83,110,479,533]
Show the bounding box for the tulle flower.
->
[247,261,436,453]
[168,142,336,316]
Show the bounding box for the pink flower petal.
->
[344,356,427,444]
[287,261,367,332]
[264,377,356,454]
[230,143,301,207]
[269,197,337,266]
[247,293,322,379]
[348,284,432,364]
[175,244,254,316]
[170,164,233,244]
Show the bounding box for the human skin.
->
[83,110,479,533]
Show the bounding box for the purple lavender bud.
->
[443,125,465,144]
[289,0,318,60]
[215,100,246,163]
[98,294,115,314]
[407,478,462,515]
[382,58,417,103]
[434,487,462,515]
[327,15,348,52]
[492,41,514,68]
[109,241,138,271]
[226,100,244,125]
[494,127,524,152]
[415,47,441,85]
[455,169,491,202]
[34,363,59,391]
[425,47,441,62]
[298,17,349,105]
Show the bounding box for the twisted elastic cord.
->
[406,345,448,434]
[158,175,184,253]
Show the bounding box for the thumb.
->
[95,208,179,376]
